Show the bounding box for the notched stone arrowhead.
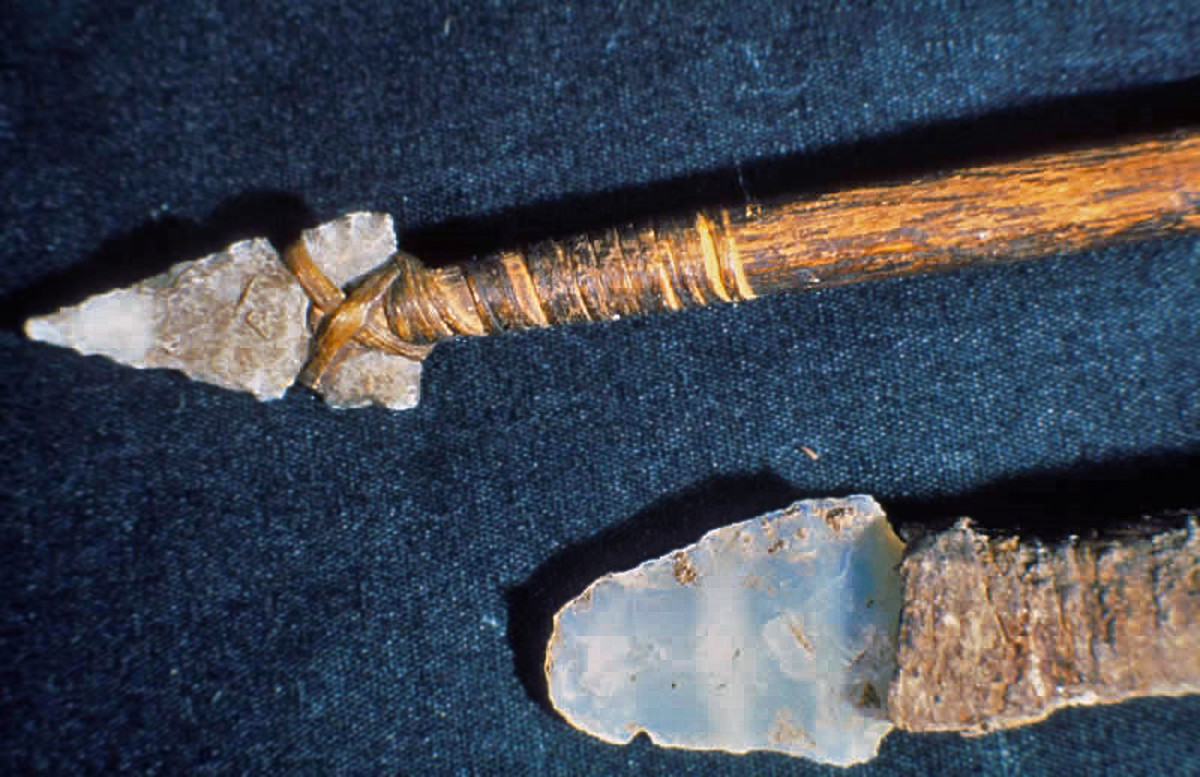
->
[25,211,424,409]
[26,237,309,400]
[544,496,906,767]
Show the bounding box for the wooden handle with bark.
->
[284,131,1200,384]
[889,518,1200,734]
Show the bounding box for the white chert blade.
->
[24,211,423,409]
[545,496,905,767]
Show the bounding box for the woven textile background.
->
[3,2,1199,774]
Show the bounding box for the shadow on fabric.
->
[1,190,316,333]
[405,75,1200,266]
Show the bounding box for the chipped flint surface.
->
[24,211,423,409]
[26,238,309,399]
[299,213,422,411]
[303,211,396,288]
[545,496,906,767]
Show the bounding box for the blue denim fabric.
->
[2,1,1199,774]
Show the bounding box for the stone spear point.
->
[25,212,423,410]
[22,131,1200,410]
[543,496,1200,767]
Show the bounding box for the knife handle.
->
[889,517,1200,734]
[384,131,1200,347]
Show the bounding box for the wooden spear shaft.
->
[405,133,1200,335]
[285,131,1200,382]
[32,132,1199,402]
